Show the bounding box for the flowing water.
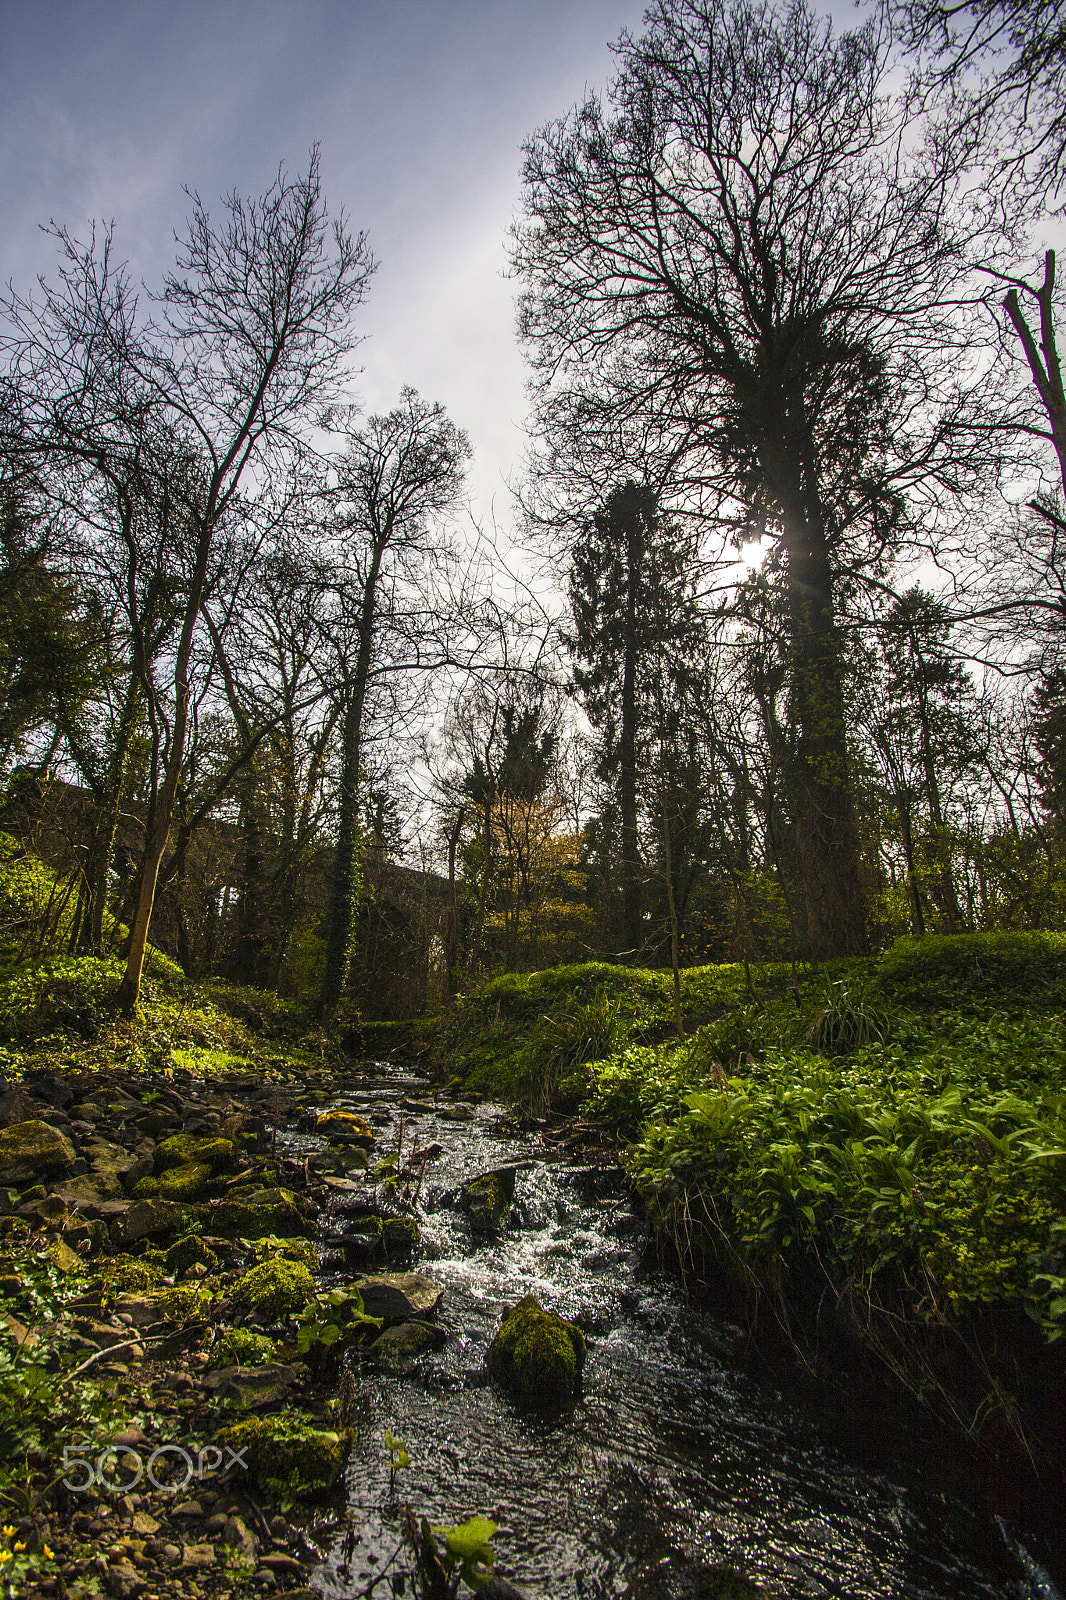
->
[295,1063,1064,1600]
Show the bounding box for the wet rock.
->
[316,1109,374,1145]
[461,1166,519,1233]
[0,1118,76,1182]
[352,1271,443,1325]
[487,1294,586,1410]
[368,1320,446,1373]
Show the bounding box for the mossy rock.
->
[208,1328,276,1369]
[218,1416,351,1499]
[460,1167,517,1233]
[211,1193,313,1240]
[382,1215,420,1260]
[134,1161,212,1201]
[164,1234,220,1276]
[316,1109,375,1146]
[158,1283,211,1321]
[233,1258,315,1322]
[487,1294,586,1410]
[0,1119,76,1183]
[155,1133,236,1172]
[94,1252,165,1297]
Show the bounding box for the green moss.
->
[134,1161,212,1201]
[212,1195,313,1240]
[155,1133,236,1172]
[381,1216,420,1258]
[218,1415,350,1499]
[158,1283,211,1320]
[233,1258,315,1322]
[164,1234,220,1276]
[487,1294,586,1409]
[208,1328,276,1369]
[94,1252,165,1297]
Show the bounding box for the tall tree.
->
[567,481,699,955]
[317,388,470,1017]
[513,0,1000,957]
[1,152,373,1011]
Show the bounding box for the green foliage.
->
[295,1287,382,1355]
[873,930,1066,1009]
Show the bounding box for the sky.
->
[0,0,674,538]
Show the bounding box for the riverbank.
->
[1,935,1065,1594]
[441,934,1066,1477]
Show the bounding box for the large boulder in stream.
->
[487,1294,585,1410]
[460,1165,520,1233]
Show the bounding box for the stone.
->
[180,1542,217,1570]
[316,1108,374,1145]
[155,1133,236,1172]
[487,1294,586,1410]
[232,1259,315,1321]
[202,1364,299,1408]
[112,1199,199,1246]
[222,1515,259,1567]
[52,1176,122,1213]
[368,1320,446,1373]
[0,1119,76,1183]
[130,1513,160,1537]
[352,1272,443,1325]
[0,1086,38,1127]
[460,1166,519,1233]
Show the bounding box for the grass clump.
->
[208,1328,277,1369]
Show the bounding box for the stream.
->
[291,1061,1064,1600]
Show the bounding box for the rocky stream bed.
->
[1,1054,1064,1600]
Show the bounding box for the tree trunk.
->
[619,518,642,955]
[772,447,868,959]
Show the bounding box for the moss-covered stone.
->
[208,1328,276,1369]
[460,1167,517,1233]
[233,1257,315,1321]
[487,1294,586,1409]
[133,1161,212,1201]
[94,1252,165,1297]
[164,1234,220,1276]
[0,1119,75,1183]
[211,1193,313,1239]
[157,1282,211,1320]
[316,1109,374,1146]
[155,1133,236,1172]
[218,1416,350,1499]
[382,1215,420,1260]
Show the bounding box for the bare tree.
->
[317,388,471,1017]
[1,151,373,1010]
[512,0,1002,958]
